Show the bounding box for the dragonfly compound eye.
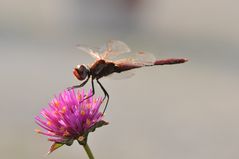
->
[73,65,89,80]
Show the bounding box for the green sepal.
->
[48,142,64,154]
[77,120,109,145]
[65,138,74,146]
[87,120,109,133]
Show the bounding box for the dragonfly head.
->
[73,64,90,81]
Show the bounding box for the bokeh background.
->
[1,0,239,159]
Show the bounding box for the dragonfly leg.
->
[79,77,95,103]
[67,76,90,90]
[96,79,109,115]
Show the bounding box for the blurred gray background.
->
[1,0,239,159]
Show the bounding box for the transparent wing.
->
[132,51,156,65]
[100,40,131,60]
[107,71,135,80]
[114,51,156,66]
[76,44,101,59]
[107,51,156,80]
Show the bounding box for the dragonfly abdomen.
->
[115,63,142,73]
[154,58,188,65]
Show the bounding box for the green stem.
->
[83,143,95,159]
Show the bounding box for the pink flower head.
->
[35,89,108,153]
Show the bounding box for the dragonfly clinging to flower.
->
[69,40,188,114]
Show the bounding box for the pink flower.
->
[35,89,108,153]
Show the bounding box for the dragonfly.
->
[69,40,188,114]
